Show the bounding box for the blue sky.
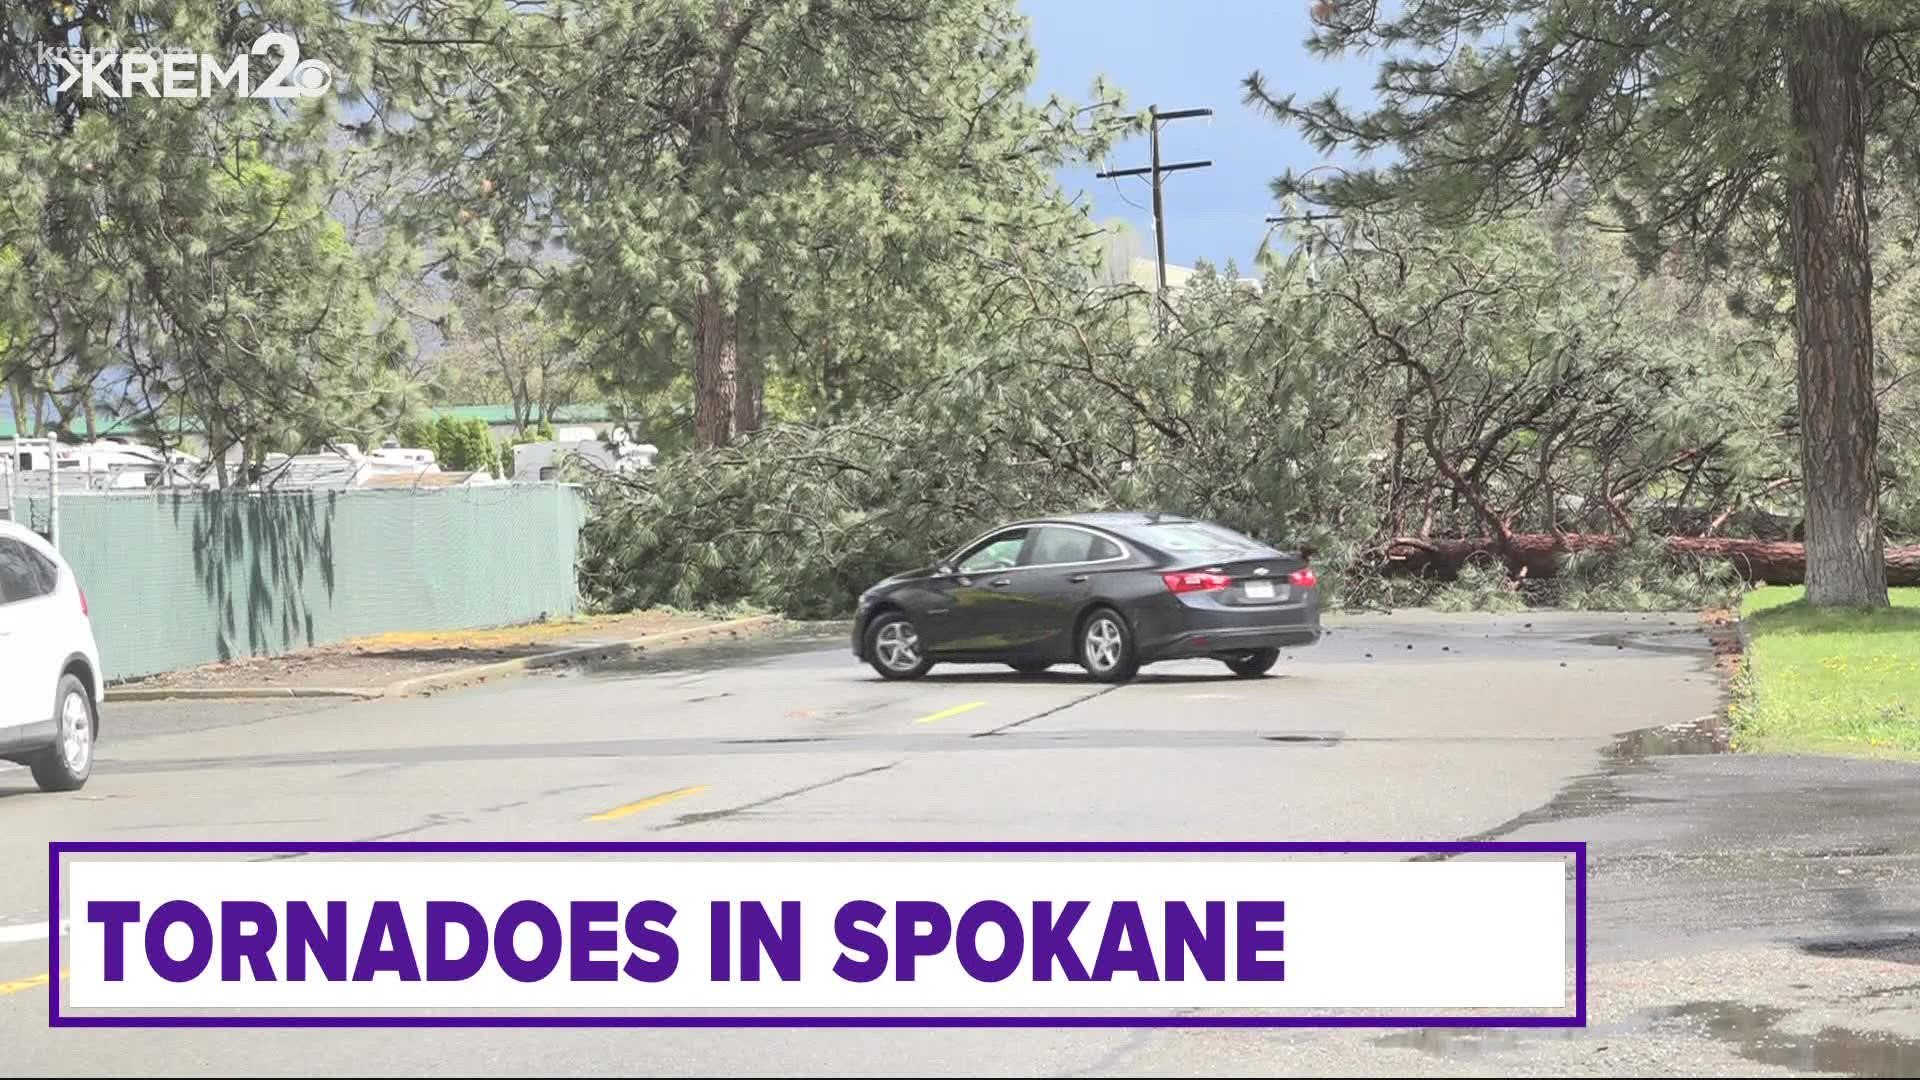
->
[1024,0,1381,273]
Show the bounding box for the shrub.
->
[401,415,500,475]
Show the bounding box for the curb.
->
[107,686,382,703]
[104,614,784,704]
[377,613,784,698]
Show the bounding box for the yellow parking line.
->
[588,785,708,822]
[0,971,53,997]
[915,701,987,725]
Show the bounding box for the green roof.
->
[428,404,617,425]
[0,414,200,439]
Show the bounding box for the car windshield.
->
[1126,521,1263,555]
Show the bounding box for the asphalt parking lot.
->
[4,610,1918,1076]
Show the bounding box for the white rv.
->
[512,431,656,482]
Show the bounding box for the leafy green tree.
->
[438,414,498,474]
[371,0,1133,448]
[1247,0,1920,606]
[1294,208,1784,548]
[0,2,410,484]
[578,250,1375,614]
[579,206,1808,615]
[428,283,585,432]
[402,413,499,473]
[0,245,34,434]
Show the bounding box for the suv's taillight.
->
[79,586,89,617]
[1289,567,1318,589]
[1163,571,1231,594]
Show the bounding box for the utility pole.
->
[1096,106,1212,328]
[1265,214,1317,282]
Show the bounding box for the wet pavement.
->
[1653,1001,1920,1076]
[1370,998,1920,1075]
[1353,635,1920,1078]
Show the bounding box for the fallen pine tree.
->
[1381,534,1920,587]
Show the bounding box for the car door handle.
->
[1068,574,1089,584]
[988,578,1012,588]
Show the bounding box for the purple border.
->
[48,840,1587,1029]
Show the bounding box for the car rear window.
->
[1026,526,1119,566]
[1126,521,1262,554]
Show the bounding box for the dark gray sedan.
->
[852,512,1321,682]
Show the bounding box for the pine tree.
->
[369,0,1132,448]
[1248,0,1920,606]
[0,2,408,481]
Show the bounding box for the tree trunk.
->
[4,380,31,437]
[688,1,751,449]
[209,421,229,490]
[1785,10,1888,607]
[692,283,738,448]
[1382,533,1920,587]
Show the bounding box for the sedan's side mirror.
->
[936,561,955,576]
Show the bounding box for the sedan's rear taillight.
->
[79,585,89,617]
[1289,567,1318,588]
[1163,571,1231,593]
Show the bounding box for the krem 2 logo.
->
[41,33,332,100]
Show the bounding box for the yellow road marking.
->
[588,785,708,822]
[915,701,987,725]
[0,971,53,997]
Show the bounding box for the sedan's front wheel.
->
[31,674,95,793]
[1079,608,1139,683]
[866,612,933,680]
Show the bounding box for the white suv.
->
[0,519,103,791]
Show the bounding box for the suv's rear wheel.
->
[31,673,95,792]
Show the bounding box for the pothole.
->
[1606,717,1730,761]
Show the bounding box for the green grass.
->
[1732,585,1920,756]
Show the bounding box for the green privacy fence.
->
[9,485,587,681]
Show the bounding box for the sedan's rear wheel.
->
[866,612,933,680]
[31,674,95,793]
[1223,648,1280,678]
[1079,609,1139,683]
